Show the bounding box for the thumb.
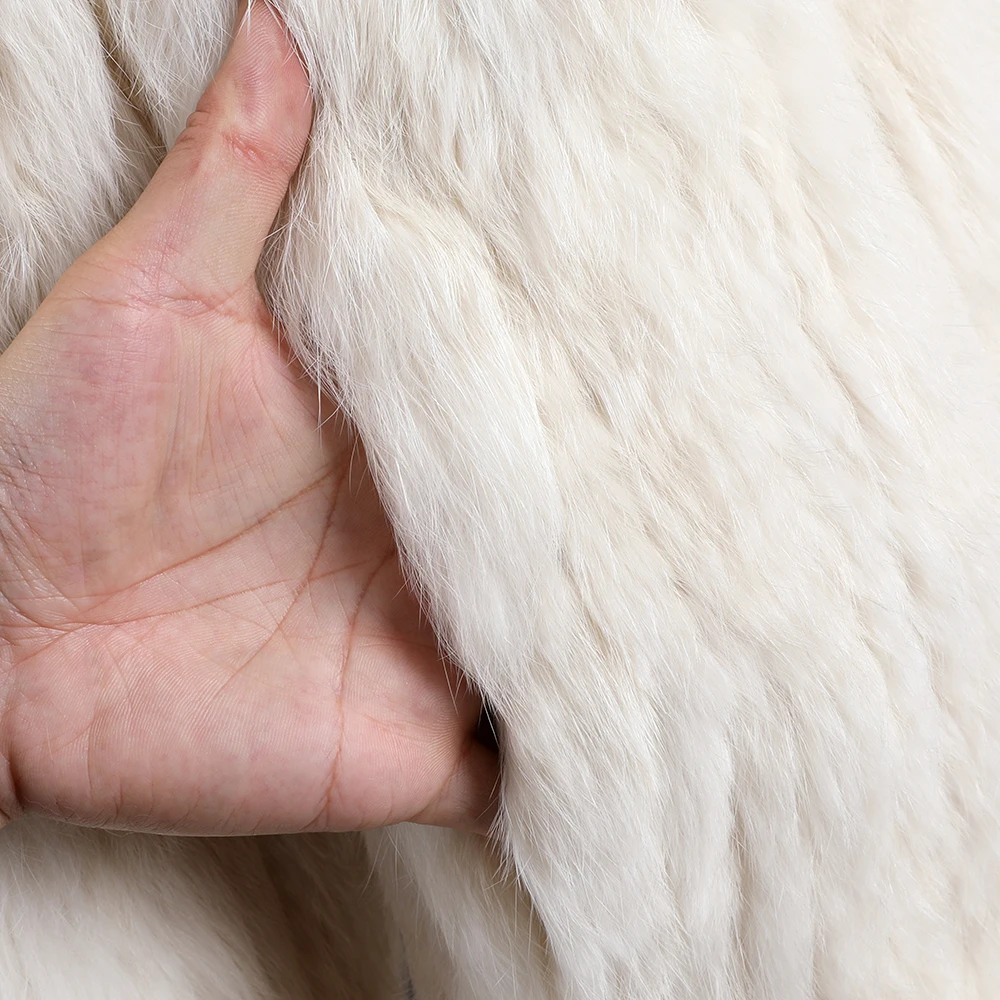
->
[96,0,313,302]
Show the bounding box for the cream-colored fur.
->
[3,1,1000,996]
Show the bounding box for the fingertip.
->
[225,0,314,175]
[419,739,502,837]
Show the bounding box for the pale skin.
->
[0,2,499,837]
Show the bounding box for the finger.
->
[341,649,502,835]
[97,0,313,301]
[413,738,501,836]
[411,675,502,834]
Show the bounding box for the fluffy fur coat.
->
[2,1,1000,996]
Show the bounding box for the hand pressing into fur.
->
[0,2,497,837]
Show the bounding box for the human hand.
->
[0,1,498,837]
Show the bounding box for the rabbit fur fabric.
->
[2,1,1000,997]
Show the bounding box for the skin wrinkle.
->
[0,469,336,629]
[210,471,339,707]
[51,268,259,325]
[11,594,313,834]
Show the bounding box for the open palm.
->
[0,2,496,837]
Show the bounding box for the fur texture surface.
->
[3,1,1000,997]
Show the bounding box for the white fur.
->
[3,1,1000,996]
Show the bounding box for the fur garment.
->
[2,1,1000,996]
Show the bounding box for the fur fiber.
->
[3,1,1000,996]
